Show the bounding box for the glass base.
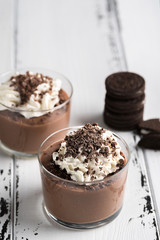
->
[44,204,122,229]
[0,141,37,158]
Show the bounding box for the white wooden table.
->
[0,0,160,239]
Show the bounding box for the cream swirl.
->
[0,72,61,118]
[52,123,125,182]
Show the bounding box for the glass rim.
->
[0,68,73,113]
[38,126,130,186]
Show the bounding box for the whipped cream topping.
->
[0,71,62,118]
[52,123,125,182]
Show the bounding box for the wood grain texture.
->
[118,0,160,228]
[0,0,14,73]
[0,150,12,240]
[0,1,14,239]
[16,0,125,127]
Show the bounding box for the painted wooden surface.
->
[118,0,160,227]
[0,1,14,239]
[0,0,160,239]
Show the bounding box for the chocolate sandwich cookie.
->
[103,116,137,130]
[103,72,145,130]
[138,118,160,134]
[104,107,144,130]
[105,72,145,99]
[138,133,160,150]
[105,93,145,114]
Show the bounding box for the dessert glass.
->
[38,127,130,229]
[0,68,73,157]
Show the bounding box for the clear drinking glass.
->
[38,127,130,229]
[0,68,73,157]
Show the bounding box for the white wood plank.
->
[118,0,160,228]
[16,0,127,127]
[0,0,14,73]
[0,1,14,239]
[0,149,12,240]
[14,0,159,239]
[118,0,160,119]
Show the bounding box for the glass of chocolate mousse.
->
[38,123,130,229]
[0,68,73,157]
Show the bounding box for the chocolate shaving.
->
[63,123,114,162]
[74,167,79,171]
[117,159,124,169]
[10,71,54,105]
[99,147,109,157]
[59,89,67,104]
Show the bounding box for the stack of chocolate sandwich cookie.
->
[104,72,145,130]
[138,118,160,150]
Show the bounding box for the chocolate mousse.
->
[39,123,129,228]
[0,71,72,155]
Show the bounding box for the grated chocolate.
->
[10,71,55,105]
[63,123,119,162]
